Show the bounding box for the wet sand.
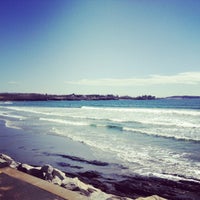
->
[0,120,200,199]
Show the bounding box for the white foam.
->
[3,106,55,115]
[5,120,21,130]
[0,112,26,120]
[136,118,200,128]
[81,106,200,115]
[0,101,13,105]
[40,114,200,182]
[123,127,200,141]
[81,106,200,127]
[3,106,83,118]
[1,103,200,182]
[143,172,200,183]
[40,117,89,126]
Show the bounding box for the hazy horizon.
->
[1,0,200,97]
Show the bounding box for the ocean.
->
[0,99,200,198]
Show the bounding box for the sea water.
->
[0,99,200,182]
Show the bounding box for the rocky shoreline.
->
[72,168,200,200]
[1,154,200,200]
[0,153,167,200]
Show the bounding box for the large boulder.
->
[41,164,54,181]
[41,164,54,174]
[52,168,66,181]
[18,163,34,173]
[0,153,19,168]
[18,163,44,179]
[62,176,98,197]
[52,175,62,186]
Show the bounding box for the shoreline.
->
[1,152,200,200]
[0,153,166,200]
[0,121,200,199]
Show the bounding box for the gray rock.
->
[41,164,54,181]
[52,175,62,186]
[52,168,66,180]
[0,158,9,168]
[29,168,44,179]
[0,153,19,168]
[61,177,98,197]
[0,153,13,163]
[0,154,135,199]
[45,172,54,181]
[18,163,33,173]
[41,164,54,174]
[18,164,44,179]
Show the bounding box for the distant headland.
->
[0,93,199,101]
[0,93,156,101]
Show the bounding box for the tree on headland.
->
[135,95,156,100]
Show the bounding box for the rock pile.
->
[0,154,166,200]
[0,154,132,199]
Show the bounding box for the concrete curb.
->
[0,167,87,200]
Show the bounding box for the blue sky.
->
[0,0,200,97]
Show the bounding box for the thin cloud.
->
[66,72,200,87]
[8,81,19,85]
